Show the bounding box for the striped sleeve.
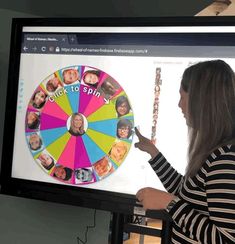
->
[167,152,235,243]
[149,152,184,194]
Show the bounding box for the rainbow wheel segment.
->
[55,69,66,82]
[40,127,69,148]
[85,128,116,160]
[66,84,80,113]
[56,135,77,170]
[49,86,73,116]
[82,91,106,117]
[82,74,123,118]
[74,136,96,185]
[81,133,107,164]
[88,119,117,138]
[79,65,86,77]
[78,84,100,115]
[41,95,71,120]
[54,70,63,82]
[86,100,117,122]
[73,136,97,185]
[43,131,71,161]
[40,113,67,131]
[74,136,91,169]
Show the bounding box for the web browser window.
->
[11,25,235,194]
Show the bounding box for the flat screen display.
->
[2,18,235,210]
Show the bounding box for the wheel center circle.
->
[67,113,88,136]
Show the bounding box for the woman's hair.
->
[101,78,118,95]
[109,141,128,162]
[46,77,61,92]
[54,166,72,181]
[62,68,80,85]
[115,96,131,116]
[117,119,133,139]
[69,113,85,135]
[182,60,235,178]
[27,113,40,129]
[63,167,73,181]
[32,90,47,109]
[83,70,100,87]
[29,135,42,151]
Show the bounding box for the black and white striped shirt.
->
[149,145,235,243]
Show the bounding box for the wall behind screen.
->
[0,195,110,244]
[0,0,213,17]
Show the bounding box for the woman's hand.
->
[134,127,159,158]
[136,187,176,210]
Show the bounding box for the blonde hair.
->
[181,60,235,178]
[109,141,128,163]
[70,113,84,135]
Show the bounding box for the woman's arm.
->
[149,152,184,194]
[134,127,184,194]
[167,152,235,243]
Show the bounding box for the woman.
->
[117,118,133,139]
[135,60,235,243]
[115,96,131,117]
[69,113,85,136]
[31,90,47,109]
[82,70,100,87]
[28,133,42,151]
[109,141,128,164]
[93,156,114,178]
[100,78,119,98]
[53,165,72,181]
[26,111,40,129]
[63,68,80,85]
[46,77,62,92]
[38,153,55,171]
